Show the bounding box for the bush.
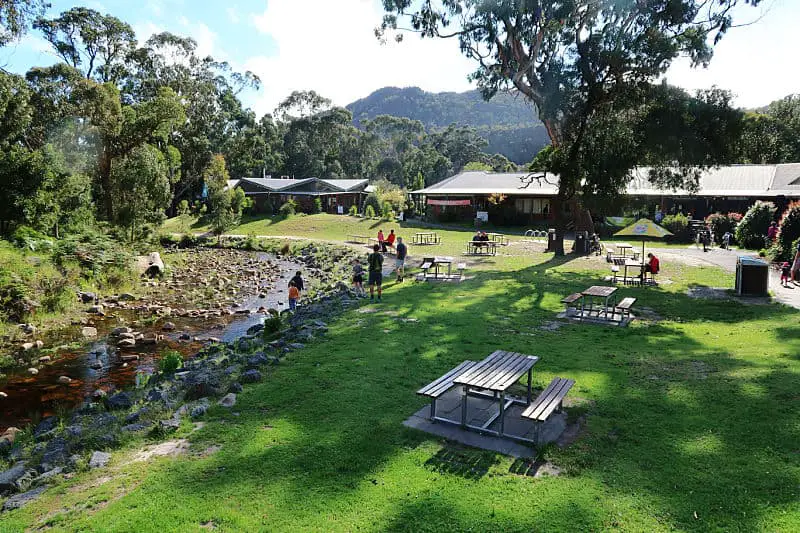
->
[363,192,381,217]
[776,201,800,261]
[262,312,284,341]
[705,212,742,244]
[381,201,394,220]
[313,197,323,214]
[279,199,297,217]
[177,199,190,216]
[662,213,691,243]
[12,226,53,252]
[348,204,358,216]
[158,350,182,374]
[364,205,376,218]
[736,201,776,250]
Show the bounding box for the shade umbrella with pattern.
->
[613,218,673,261]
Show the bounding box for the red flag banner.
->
[427,199,471,206]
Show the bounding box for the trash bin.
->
[574,231,589,255]
[735,256,768,296]
[546,228,557,252]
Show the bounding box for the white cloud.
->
[245,0,476,117]
[227,7,240,24]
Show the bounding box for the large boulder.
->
[183,371,221,400]
[241,369,262,383]
[33,417,58,439]
[39,438,69,472]
[0,462,35,496]
[106,392,133,411]
[88,451,110,469]
[2,486,46,512]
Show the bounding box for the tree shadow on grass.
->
[84,258,800,532]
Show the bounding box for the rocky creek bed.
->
[0,240,365,511]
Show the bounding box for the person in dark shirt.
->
[289,271,304,293]
[367,244,384,301]
[395,237,407,282]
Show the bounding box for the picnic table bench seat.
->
[521,377,575,443]
[457,262,466,276]
[616,297,636,318]
[417,360,478,419]
[561,293,582,313]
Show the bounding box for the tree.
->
[111,143,171,241]
[34,7,137,83]
[0,0,47,47]
[203,154,230,194]
[380,0,761,255]
[736,200,776,250]
[208,188,238,242]
[429,124,487,172]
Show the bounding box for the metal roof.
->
[413,165,800,198]
[237,177,368,193]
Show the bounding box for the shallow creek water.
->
[0,251,304,431]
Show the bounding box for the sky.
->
[0,0,796,117]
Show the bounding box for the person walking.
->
[395,237,407,282]
[289,271,305,294]
[767,221,778,242]
[352,259,365,297]
[792,242,800,285]
[367,244,384,301]
[288,281,300,312]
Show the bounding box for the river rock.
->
[81,326,98,338]
[40,438,69,471]
[89,361,103,370]
[111,327,132,336]
[79,292,96,304]
[20,323,36,335]
[27,368,38,375]
[146,389,167,403]
[183,371,221,400]
[159,417,180,432]
[162,321,176,331]
[106,392,133,410]
[2,486,46,512]
[88,305,104,315]
[1,428,21,446]
[88,451,111,469]
[218,393,237,407]
[117,338,136,348]
[57,376,72,385]
[190,404,208,419]
[21,342,35,352]
[0,392,7,399]
[247,353,270,367]
[35,340,44,349]
[0,462,34,496]
[241,369,262,383]
[37,355,51,364]
[34,417,58,438]
[121,423,150,433]
[119,293,136,301]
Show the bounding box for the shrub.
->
[278,199,297,217]
[348,204,358,216]
[776,201,800,261]
[12,226,53,252]
[177,199,190,216]
[381,201,394,220]
[158,350,182,374]
[364,205,376,218]
[313,197,323,214]
[662,213,691,243]
[363,192,381,216]
[705,212,742,244]
[736,201,776,250]
[262,313,284,341]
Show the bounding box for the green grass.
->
[3,216,799,531]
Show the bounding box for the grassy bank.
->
[2,216,799,531]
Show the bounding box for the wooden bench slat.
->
[417,361,478,397]
[522,378,575,421]
[561,293,582,304]
[479,353,530,390]
[452,350,505,386]
[469,352,524,389]
[617,297,636,310]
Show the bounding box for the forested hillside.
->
[347,87,550,163]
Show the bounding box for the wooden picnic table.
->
[453,350,540,437]
[486,233,508,246]
[466,240,498,255]
[347,234,369,244]
[623,259,644,285]
[429,256,453,279]
[413,232,440,245]
[581,285,618,321]
[616,243,634,257]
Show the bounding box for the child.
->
[781,261,791,287]
[352,259,365,297]
[288,280,300,311]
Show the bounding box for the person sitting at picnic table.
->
[386,229,396,250]
[645,253,660,276]
[377,229,386,252]
[472,230,483,246]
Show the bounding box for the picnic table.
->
[622,259,644,285]
[616,243,639,258]
[580,285,618,321]
[486,233,508,246]
[429,256,453,278]
[347,234,369,244]
[466,240,498,255]
[412,232,440,245]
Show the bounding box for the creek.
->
[0,249,305,431]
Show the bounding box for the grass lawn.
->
[3,215,799,531]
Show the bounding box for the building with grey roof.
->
[411,165,800,224]
[228,177,370,214]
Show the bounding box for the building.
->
[410,164,800,224]
[227,177,370,214]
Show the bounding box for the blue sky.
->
[1,0,796,117]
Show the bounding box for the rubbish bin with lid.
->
[546,229,557,252]
[735,256,768,296]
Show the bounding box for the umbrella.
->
[613,218,673,261]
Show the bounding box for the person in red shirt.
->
[645,253,660,275]
[377,229,386,252]
[386,229,396,250]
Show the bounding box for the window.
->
[515,198,550,214]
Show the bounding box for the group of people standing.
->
[352,228,408,301]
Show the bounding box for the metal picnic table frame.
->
[486,233,508,246]
[580,285,618,321]
[623,259,644,285]
[466,240,499,255]
[412,232,440,245]
[429,256,453,279]
[451,351,540,442]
